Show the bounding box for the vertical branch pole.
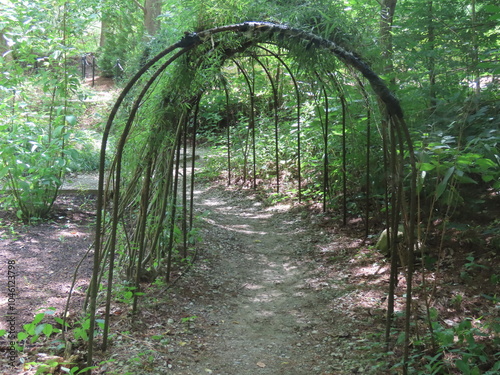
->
[382,115,395,349]
[231,59,255,185]
[166,115,185,282]
[190,96,201,230]
[252,54,280,192]
[132,159,153,314]
[393,115,416,373]
[355,77,372,239]
[223,84,232,186]
[251,61,257,189]
[255,46,301,200]
[327,74,348,225]
[182,114,189,258]
[339,85,348,225]
[318,78,329,213]
[92,54,95,87]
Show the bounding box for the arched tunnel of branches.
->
[83,22,420,371]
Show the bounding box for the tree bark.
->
[471,0,480,95]
[380,0,397,85]
[99,18,109,48]
[0,32,13,61]
[428,0,437,111]
[144,0,162,37]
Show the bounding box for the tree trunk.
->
[428,0,437,111]
[380,0,397,85]
[99,18,109,48]
[0,32,13,62]
[471,0,480,95]
[144,0,162,37]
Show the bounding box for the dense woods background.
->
[1,0,499,374]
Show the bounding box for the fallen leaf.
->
[256,361,266,368]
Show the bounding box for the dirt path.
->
[151,184,377,375]
[0,169,383,374]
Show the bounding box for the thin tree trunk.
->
[428,0,437,111]
[99,17,109,48]
[380,0,397,85]
[144,0,162,37]
[471,0,480,96]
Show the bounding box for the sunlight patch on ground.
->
[353,263,387,277]
[200,198,224,206]
[251,290,284,303]
[265,203,292,212]
[244,283,264,290]
[254,310,276,318]
[52,229,88,239]
[282,262,298,272]
[206,222,268,236]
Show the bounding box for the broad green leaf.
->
[436,166,455,200]
[42,323,53,337]
[475,158,496,170]
[53,126,65,137]
[65,115,77,126]
[35,323,46,336]
[455,359,470,374]
[482,174,495,183]
[418,162,435,172]
[32,313,45,325]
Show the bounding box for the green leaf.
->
[54,317,65,325]
[482,174,495,183]
[74,365,98,374]
[33,312,45,325]
[455,359,470,374]
[475,158,495,171]
[35,323,46,336]
[65,115,77,126]
[436,166,455,200]
[23,323,35,336]
[42,323,53,337]
[53,125,65,137]
[418,162,435,172]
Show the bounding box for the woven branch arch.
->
[85,21,418,371]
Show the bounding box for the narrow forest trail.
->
[155,181,380,375]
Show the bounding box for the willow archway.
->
[85,22,418,373]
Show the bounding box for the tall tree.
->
[427,0,437,111]
[132,0,162,37]
[143,0,162,36]
[380,0,397,84]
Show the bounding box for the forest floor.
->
[0,172,395,375]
